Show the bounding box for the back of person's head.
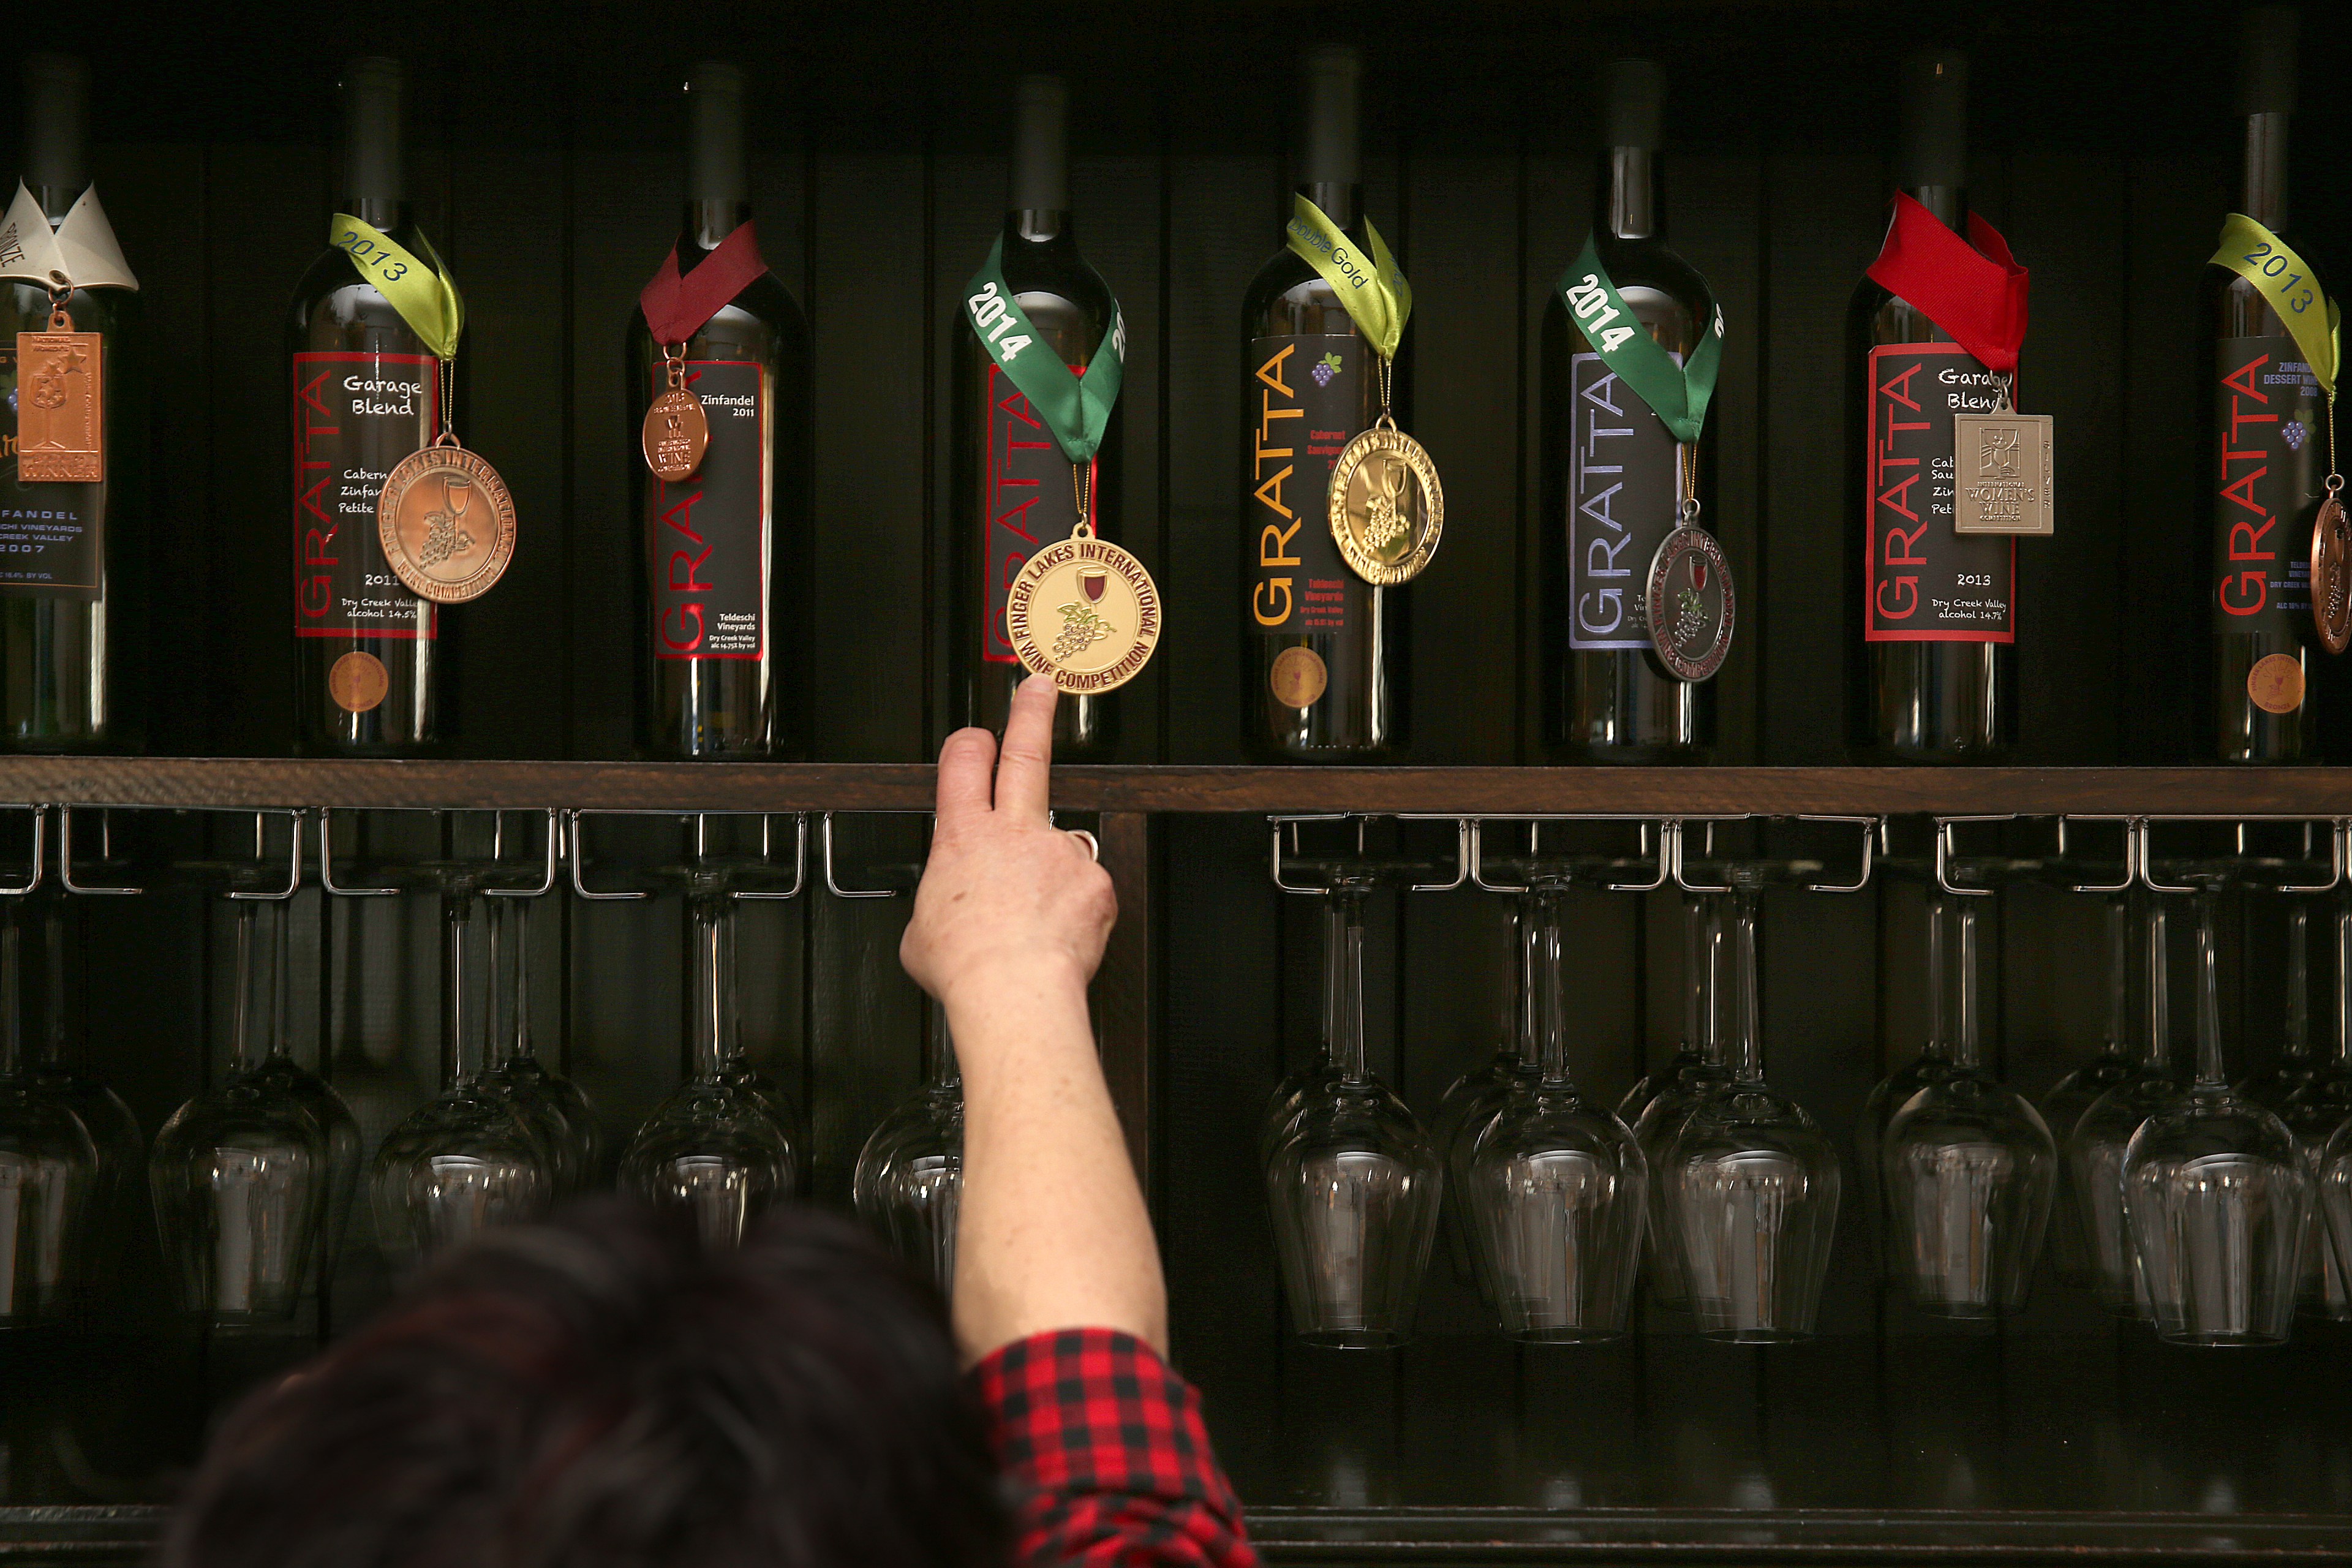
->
[162,1201,1008,1568]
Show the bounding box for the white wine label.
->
[293,350,438,640]
[0,184,138,292]
[1863,342,2014,644]
[1567,350,1683,650]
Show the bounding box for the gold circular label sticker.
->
[1005,535,1161,693]
[2248,651,2306,715]
[1269,646,1329,708]
[329,650,390,714]
[377,443,518,605]
[1329,425,1443,585]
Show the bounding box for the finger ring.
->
[1066,828,1099,863]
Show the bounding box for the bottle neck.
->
[1298,180,1361,232]
[24,56,87,221]
[2244,111,2288,232]
[1322,887,1370,1082]
[679,198,752,256]
[688,894,739,1080]
[341,196,413,235]
[1006,208,1073,246]
[1905,183,1967,233]
[1599,146,1659,241]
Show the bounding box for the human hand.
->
[900,675,1117,1012]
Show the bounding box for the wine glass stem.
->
[229,899,265,1074]
[2284,901,2309,1060]
[1534,890,1571,1085]
[443,888,485,1087]
[1727,886,1763,1083]
[2144,900,2172,1072]
[1323,887,1368,1083]
[2102,894,2130,1054]
[2193,891,2227,1090]
[1950,900,1984,1072]
[688,892,737,1081]
[1681,890,1709,1055]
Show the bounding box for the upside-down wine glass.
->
[2279,897,2352,1317]
[1629,891,1725,1311]
[1463,888,1646,1341]
[1664,867,1841,1342]
[2040,894,2138,1288]
[151,895,331,1324]
[854,998,964,1292]
[2121,887,2312,1346]
[370,880,554,1265]
[484,894,600,1197]
[1264,878,1441,1347]
[621,889,799,1248]
[1431,898,1531,1302]
[0,905,96,1325]
[1882,897,2057,1317]
[31,900,142,1314]
[1857,892,1961,1278]
[2068,897,2184,1317]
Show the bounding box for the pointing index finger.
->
[992,674,1058,823]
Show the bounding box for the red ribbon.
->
[1863,193,2030,375]
[638,222,769,347]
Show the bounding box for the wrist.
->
[940,953,1093,1034]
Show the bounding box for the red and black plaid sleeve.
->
[972,1328,1258,1568]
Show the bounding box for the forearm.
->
[949,968,1167,1364]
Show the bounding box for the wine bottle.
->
[1542,59,1716,762]
[288,57,443,755]
[630,63,813,760]
[2206,6,2318,763]
[951,74,1121,758]
[1242,45,1408,761]
[0,53,144,750]
[1845,51,2016,763]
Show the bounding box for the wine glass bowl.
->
[1464,1080,1645,1342]
[622,1085,797,1250]
[0,1075,97,1325]
[151,1083,329,1324]
[1883,1072,2056,1317]
[370,1088,552,1266]
[854,1077,963,1291]
[1267,1076,1441,1348]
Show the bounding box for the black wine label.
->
[650,359,767,662]
[1567,350,1681,650]
[293,351,439,639]
[0,344,104,598]
[1864,342,2014,644]
[979,361,1096,666]
[2212,335,2321,636]
[1248,334,1364,636]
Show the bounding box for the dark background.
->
[4,0,2352,1551]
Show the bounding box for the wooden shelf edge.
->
[0,758,2346,815]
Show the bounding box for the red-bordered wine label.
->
[1864,342,2014,644]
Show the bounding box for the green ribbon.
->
[330,214,465,360]
[962,235,1125,464]
[2212,213,2340,398]
[1555,238,1724,445]
[1284,194,1411,362]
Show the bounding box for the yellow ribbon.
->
[330,214,464,361]
[1284,194,1411,363]
[2212,213,2339,395]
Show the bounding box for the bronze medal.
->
[2310,483,2351,655]
[376,438,518,605]
[1005,533,1161,695]
[1644,523,1735,682]
[642,344,709,481]
[16,287,102,484]
[1951,411,2056,535]
[1329,421,1443,585]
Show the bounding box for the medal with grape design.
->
[1643,519,1733,682]
[1329,420,1443,586]
[1005,532,1162,694]
[377,436,518,605]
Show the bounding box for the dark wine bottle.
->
[1242,45,1407,761]
[1541,59,1716,763]
[288,57,443,755]
[630,63,813,760]
[1845,51,2016,763]
[951,74,1121,758]
[0,53,144,750]
[2206,6,2318,763]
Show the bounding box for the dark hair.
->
[162,1201,1008,1568]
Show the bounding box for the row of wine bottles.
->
[1265,876,2352,1348]
[1,14,2332,765]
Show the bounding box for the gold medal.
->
[377,435,518,605]
[15,281,102,484]
[2311,478,2350,655]
[1329,420,1443,586]
[1005,467,1161,695]
[643,343,709,482]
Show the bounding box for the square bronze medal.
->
[1951,413,2054,536]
